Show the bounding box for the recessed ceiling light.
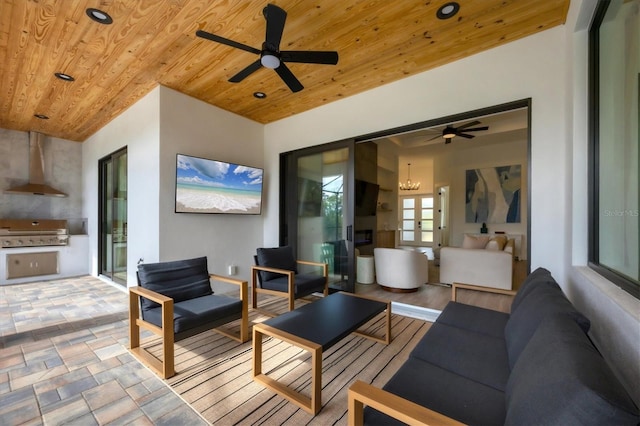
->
[436,2,460,20]
[253,92,267,99]
[54,72,75,82]
[34,114,49,120]
[86,8,113,25]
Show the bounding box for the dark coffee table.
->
[252,292,391,414]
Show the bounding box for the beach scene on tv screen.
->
[176,154,263,214]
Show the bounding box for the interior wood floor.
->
[355,260,528,314]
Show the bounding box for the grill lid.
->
[0,219,68,234]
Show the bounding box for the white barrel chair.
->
[373,248,429,292]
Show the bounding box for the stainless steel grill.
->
[0,219,69,248]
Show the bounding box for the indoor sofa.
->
[440,235,515,289]
[348,268,639,425]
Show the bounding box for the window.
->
[401,195,434,244]
[589,0,639,298]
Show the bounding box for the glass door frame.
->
[98,147,127,285]
[279,139,357,292]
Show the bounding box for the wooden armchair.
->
[251,246,328,316]
[129,256,248,379]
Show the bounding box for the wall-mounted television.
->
[355,179,379,216]
[175,154,263,215]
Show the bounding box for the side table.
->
[357,255,375,284]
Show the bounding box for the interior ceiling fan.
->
[429,120,489,143]
[195,3,339,93]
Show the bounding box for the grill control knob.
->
[3,240,10,246]
[16,240,23,245]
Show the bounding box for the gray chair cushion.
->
[411,322,510,392]
[260,273,326,298]
[143,294,242,335]
[436,301,509,339]
[505,314,640,425]
[137,257,212,311]
[364,357,506,426]
[256,246,298,282]
[504,282,590,369]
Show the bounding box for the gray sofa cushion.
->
[509,267,558,313]
[411,322,510,392]
[504,282,590,368]
[365,357,506,426]
[505,314,639,425]
[436,301,509,339]
[137,257,212,311]
[143,294,242,334]
[256,246,298,282]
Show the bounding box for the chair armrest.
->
[210,274,248,301]
[296,260,329,277]
[251,265,295,278]
[348,380,464,426]
[129,285,173,305]
[451,282,517,301]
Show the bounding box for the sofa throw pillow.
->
[137,256,212,311]
[256,246,298,282]
[505,314,639,425]
[462,234,490,249]
[504,282,590,369]
[485,235,508,251]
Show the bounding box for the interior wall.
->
[157,87,265,284]
[82,87,161,285]
[264,26,566,278]
[435,130,529,258]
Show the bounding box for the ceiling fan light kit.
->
[428,120,490,143]
[196,3,338,93]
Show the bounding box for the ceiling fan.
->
[428,120,489,143]
[195,4,339,93]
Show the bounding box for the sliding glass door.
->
[99,147,127,285]
[281,140,356,292]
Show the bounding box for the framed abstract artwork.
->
[465,164,521,223]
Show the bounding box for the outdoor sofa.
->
[348,267,639,425]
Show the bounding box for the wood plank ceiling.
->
[0,0,569,142]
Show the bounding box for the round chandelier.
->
[399,163,420,191]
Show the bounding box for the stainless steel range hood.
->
[4,132,67,197]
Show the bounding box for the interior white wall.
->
[82,87,161,285]
[265,26,567,278]
[157,87,264,286]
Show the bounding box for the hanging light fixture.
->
[399,163,420,190]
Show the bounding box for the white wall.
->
[264,27,567,278]
[82,87,161,284]
[157,87,264,283]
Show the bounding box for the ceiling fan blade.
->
[281,50,339,65]
[456,120,481,130]
[229,59,262,82]
[275,62,303,92]
[196,30,261,55]
[461,126,489,132]
[264,4,287,50]
[428,134,442,141]
[458,133,475,139]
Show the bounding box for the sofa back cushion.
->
[510,267,558,312]
[256,246,298,282]
[504,277,590,369]
[137,257,212,311]
[505,314,639,425]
